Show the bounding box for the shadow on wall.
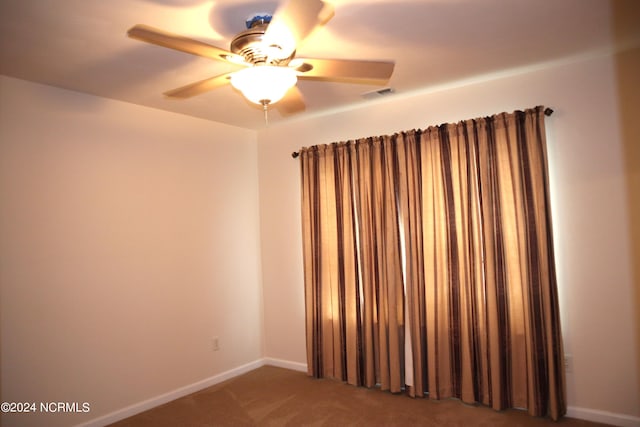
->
[612,0,640,402]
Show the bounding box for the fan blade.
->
[164,73,232,98]
[264,0,332,59]
[295,58,395,84]
[127,24,246,64]
[276,86,306,116]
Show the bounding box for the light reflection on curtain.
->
[299,106,565,420]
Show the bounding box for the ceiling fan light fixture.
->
[230,65,297,105]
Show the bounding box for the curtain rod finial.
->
[292,151,300,158]
[544,107,554,116]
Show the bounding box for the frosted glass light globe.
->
[230,66,297,105]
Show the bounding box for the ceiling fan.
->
[127,0,395,120]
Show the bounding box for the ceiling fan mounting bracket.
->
[245,14,272,29]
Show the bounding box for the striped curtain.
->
[299,106,566,420]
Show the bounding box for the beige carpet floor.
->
[109,365,612,427]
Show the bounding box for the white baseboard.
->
[75,359,266,427]
[567,406,640,427]
[263,357,308,372]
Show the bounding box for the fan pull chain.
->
[262,101,269,126]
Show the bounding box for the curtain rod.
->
[291,107,554,159]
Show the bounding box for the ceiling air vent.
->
[361,87,395,100]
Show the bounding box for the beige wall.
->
[0,76,263,427]
[257,50,640,420]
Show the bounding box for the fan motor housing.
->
[230,20,293,65]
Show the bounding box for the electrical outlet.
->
[212,337,220,351]
[564,355,572,373]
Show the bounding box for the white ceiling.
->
[1,0,638,130]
